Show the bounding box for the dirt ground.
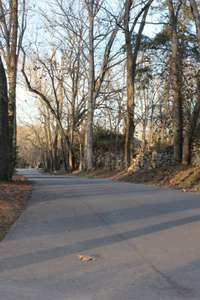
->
[76,165,200,193]
[0,176,32,241]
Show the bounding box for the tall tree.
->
[181,0,200,164]
[0,0,26,176]
[7,0,18,175]
[0,56,9,180]
[167,0,183,163]
[123,0,153,168]
[84,0,95,170]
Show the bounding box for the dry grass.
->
[77,166,200,193]
[0,176,32,240]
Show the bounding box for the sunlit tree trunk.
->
[183,73,200,164]
[7,0,18,176]
[125,45,135,168]
[84,0,95,170]
[124,0,153,168]
[168,0,183,163]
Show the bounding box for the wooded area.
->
[1,0,200,178]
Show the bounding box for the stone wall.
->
[192,141,200,166]
[94,151,124,170]
[128,146,174,173]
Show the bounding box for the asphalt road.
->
[1,169,200,299]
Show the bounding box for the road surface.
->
[1,169,200,299]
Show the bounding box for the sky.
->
[17,85,38,124]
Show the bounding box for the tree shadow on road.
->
[1,213,200,272]
[7,191,200,241]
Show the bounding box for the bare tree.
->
[167,0,183,163]
[123,0,153,168]
[0,0,27,175]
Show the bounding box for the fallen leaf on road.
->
[78,255,96,262]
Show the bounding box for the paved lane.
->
[1,169,200,299]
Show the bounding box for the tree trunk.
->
[168,0,183,163]
[182,76,200,165]
[124,0,152,168]
[0,57,10,180]
[182,128,191,165]
[53,131,59,170]
[60,135,68,171]
[7,0,18,177]
[125,46,135,168]
[79,141,83,171]
[69,147,74,172]
[69,107,75,171]
[187,0,200,164]
[84,0,95,170]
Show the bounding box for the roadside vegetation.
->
[75,166,200,193]
[0,176,31,240]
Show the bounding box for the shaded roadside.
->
[0,175,32,240]
[75,165,200,193]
